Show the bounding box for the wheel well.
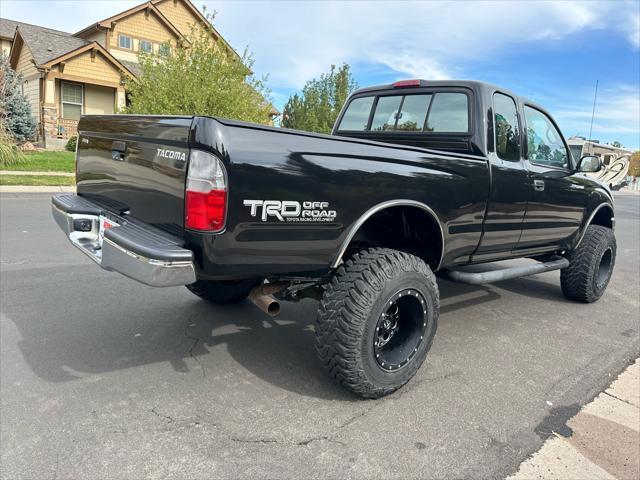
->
[341,206,443,270]
[591,205,614,229]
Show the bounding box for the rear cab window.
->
[339,96,374,131]
[337,89,470,134]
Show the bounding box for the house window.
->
[158,43,171,56]
[61,82,83,120]
[139,39,153,53]
[118,34,132,50]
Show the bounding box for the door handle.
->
[533,179,545,191]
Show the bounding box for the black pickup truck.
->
[52,80,616,398]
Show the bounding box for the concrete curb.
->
[509,358,640,480]
[0,186,76,193]
[0,170,75,177]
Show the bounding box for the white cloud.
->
[554,86,640,138]
[4,0,637,146]
[374,54,451,81]
[207,0,636,89]
[627,14,640,49]
[4,1,637,87]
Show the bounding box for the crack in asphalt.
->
[297,435,346,447]
[230,435,346,447]
[230,437,279,444]
[224,407,374,448]
[151,407,174,424]
[184,317,206,378]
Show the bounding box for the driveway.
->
[1,193,638,479]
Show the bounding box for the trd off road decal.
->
[244,200,337,222]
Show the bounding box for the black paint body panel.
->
[74,81,613,281]
[188,117,488,278]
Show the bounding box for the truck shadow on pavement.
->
[5,271,570,399]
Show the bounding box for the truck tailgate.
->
[76,115,192,234]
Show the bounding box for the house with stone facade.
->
[1,0,261,149]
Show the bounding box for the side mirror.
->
[577,155,602,173]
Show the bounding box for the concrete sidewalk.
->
[510,358,640,480]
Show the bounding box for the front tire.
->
[186,278,263,305]
[315,248,439,399]
[561,225,616,303]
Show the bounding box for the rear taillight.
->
[185,150,227,232]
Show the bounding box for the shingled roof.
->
[118,59,143,77]
[0,18,88,65]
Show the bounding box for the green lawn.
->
[0,175,76,186]
[2,151,75,172]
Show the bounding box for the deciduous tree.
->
[629,151,640,178]
[281,64,358,134]
[124,12,273,125]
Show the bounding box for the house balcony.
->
[56,118,78,139]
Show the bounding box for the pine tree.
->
[1,54,36,141]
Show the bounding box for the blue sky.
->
[3,0,639,149]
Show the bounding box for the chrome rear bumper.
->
[52,194,196,287]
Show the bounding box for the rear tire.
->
[561,225,616,303]
[186,278,263,305]
[315,248,439,399]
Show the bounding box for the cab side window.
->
[524,106,569,169]
[493,93,520,161]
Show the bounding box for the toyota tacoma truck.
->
[52,80,616,398]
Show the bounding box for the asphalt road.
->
[1,193,638,480]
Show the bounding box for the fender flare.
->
[574,202,615,248]
[331,199,445,270]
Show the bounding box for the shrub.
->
[0,123,26,167]
[629,151,640,178]
[65,135,77,152]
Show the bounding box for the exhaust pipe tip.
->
[249,289,281,317]
[265,299,280,316]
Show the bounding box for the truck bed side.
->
[188,117,490,278]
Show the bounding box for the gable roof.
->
[152,0,241,61]
[1,18,73,41]
[4,21,135,80]
[119,59,143,77]
[74,1,182,39]
[38,41,136,79]
[1,18,88,65]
